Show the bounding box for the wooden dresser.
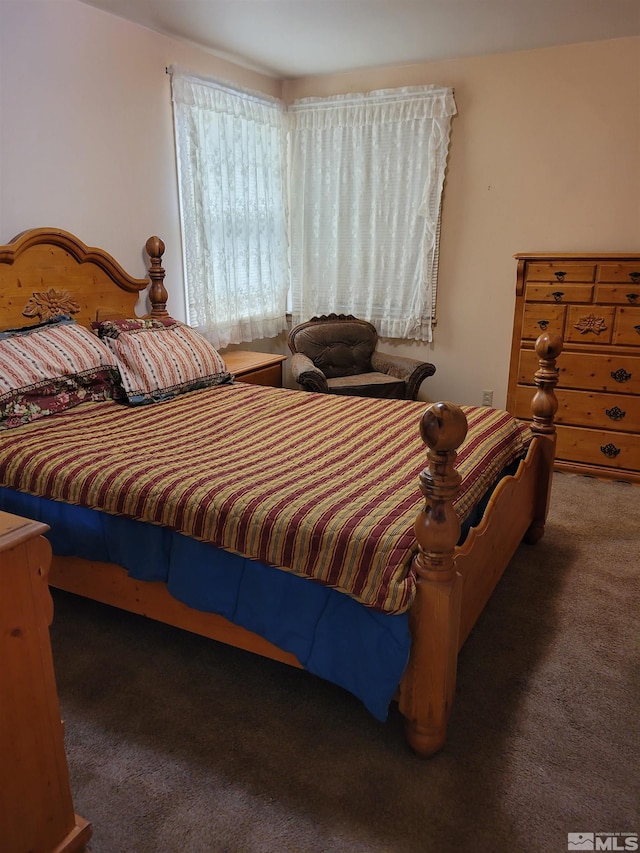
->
[0,511,91,853]
[507,253,640,483]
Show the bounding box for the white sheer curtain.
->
[289,87,456,342]
[171,70,290,349]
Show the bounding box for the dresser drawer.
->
[522,303,566,339]
[556,424,640,472]
[565,306,615,344]
[594,284,640,305]
[517,348,640,394]
[525,262,596,283]
[513,385,640,433]
[612,306,640,347]
[238,364,283,386]
[524,283,593,303]
[597,262,640,285]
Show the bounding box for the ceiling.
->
[80,0,640,78]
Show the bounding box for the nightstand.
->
[223,351,287,387]
[0,511,92,853]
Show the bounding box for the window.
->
[289,87,456,342]
[170,70,290,350]
[171,71,455,346]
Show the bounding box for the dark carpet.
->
[49,472,640,853]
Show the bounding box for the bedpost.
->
[145,236,169,317]
[399,401,468,758]
[524,332,563,544]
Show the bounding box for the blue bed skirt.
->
[0,487,411,721]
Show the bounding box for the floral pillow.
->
[92,317,232,404]
[0,315,121,429]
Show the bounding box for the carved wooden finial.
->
[531,332,563,434]
[145,236,169,317]
[413,402,468,583]
[419,401,468,455]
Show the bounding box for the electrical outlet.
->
[482,389,493,407]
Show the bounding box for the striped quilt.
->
[0,384,531,613]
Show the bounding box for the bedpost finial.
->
[145,236,168,317]
[145,236,165,259]
[419,402,468,453]
[534,331,563,362]
[531,332,563,433]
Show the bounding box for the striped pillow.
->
[0,316,121,429]
[93,318,232,404]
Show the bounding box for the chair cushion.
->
[291,320,376,378]
[326,373,406,399]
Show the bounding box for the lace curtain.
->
[171,72,455,346]
[289,87,456,342]
[171,70,290,349]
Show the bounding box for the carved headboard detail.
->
[22,288,81,322]
[0,228,168,331]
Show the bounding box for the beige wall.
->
[0,0,281,320]
[285,39,640,405]
[1,1,638,405]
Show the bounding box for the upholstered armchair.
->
[288,314,436,400]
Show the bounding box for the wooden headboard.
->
[0,228,168,331]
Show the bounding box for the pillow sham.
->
[92,317,232,404]
[0,315,121,429]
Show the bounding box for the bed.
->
[0,227,562,758]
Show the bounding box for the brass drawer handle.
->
[600,443,621,458]
[629,272,640,283]
[551,290,565,302]
[554,271,566,281]
[611,368,632,383]
[537,319,549,330]
[626,292,639,303]
[634,325,640,336]
[605,406,626,421]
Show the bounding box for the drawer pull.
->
[605,406,626,421]
[554,271,566,281]
[611,368,632,383]
[629,272,640,283]
[551,290,565,302]
[626,292,639,303]
[537,319,549,330]
[634,324,640,336]
[600,443,621,459]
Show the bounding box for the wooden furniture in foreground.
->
[507,253,640,483]
[222,349,286,387]
[0,511,92,853]
[0,228,563,757]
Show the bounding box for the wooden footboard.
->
[399,332,562,757]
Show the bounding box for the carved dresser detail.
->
[507,253,640,483]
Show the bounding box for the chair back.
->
[288,314,378,379]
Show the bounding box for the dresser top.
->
[515,252,640,260]
[0,511,49,551]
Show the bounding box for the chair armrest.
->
[371,351,436,400]
[290,353,329,393]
